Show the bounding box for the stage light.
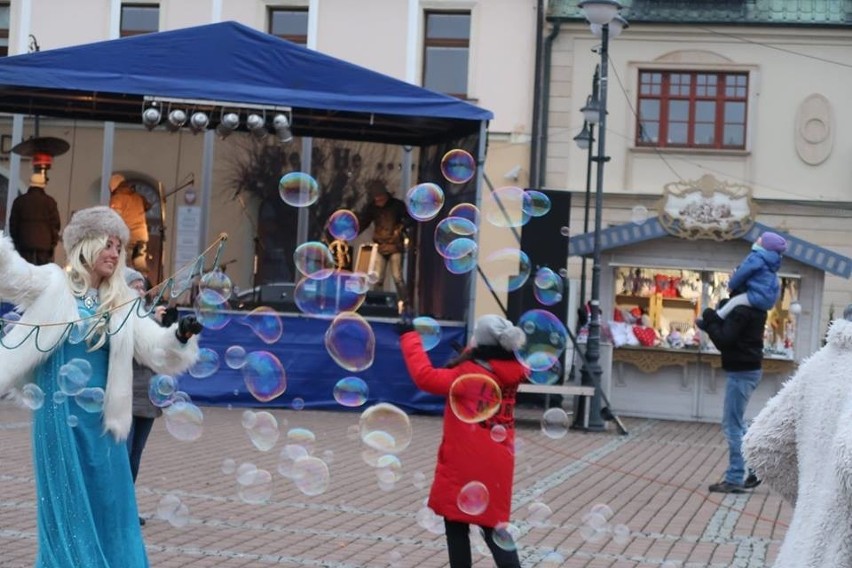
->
[216,111,240,139]
[142,107,161,130]
[273,113,293,143]
[189,111,209,133]
[247,112,267,139]
[166,109,187,132]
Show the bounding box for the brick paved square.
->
[0,401,791,567]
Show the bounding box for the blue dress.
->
[31,299,149,567]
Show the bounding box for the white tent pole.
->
[101,0,121,204]
[5,118,23,230]
[466,120,488,333]
[5,0,32,228]
[296,0,318,256]
[199,130,215,253]
[211,0,222,23]
[297,137,313,247]
[307,0,319,50]
[99,126,115,205]
[202,0,222,254]
[405,0,419,84]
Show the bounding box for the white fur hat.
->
[472,314,526,351]
[62,206,130,253]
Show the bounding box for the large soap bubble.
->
[324,312,375,372]
[242,351,287,402]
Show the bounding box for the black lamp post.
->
[572,66,599,311]
[574,0,628,431]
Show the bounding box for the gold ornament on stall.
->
[328,239,351,270]
[657,174,755,241]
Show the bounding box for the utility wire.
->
[691,25,852,70]
[605,53,850,203]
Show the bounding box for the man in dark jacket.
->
[9,172,61,265]
[357,180,413,305]
[700,299,767,493]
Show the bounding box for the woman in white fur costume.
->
[743,305,852,567]
[0,206,201,568]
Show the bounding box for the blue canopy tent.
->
[0,20,491,321]
[0,21,492,145]
[0,21,493,412]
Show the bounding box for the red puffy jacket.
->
[400,331,527,527]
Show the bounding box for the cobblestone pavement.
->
[0,401,791,567]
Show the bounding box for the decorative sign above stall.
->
[657,174,755,241]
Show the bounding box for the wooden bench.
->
[517,383,597,428]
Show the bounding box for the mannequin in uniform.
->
[9,171,61,265]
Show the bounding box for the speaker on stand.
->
[507,190,571,409]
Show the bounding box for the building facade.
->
[536,0,852,421]
[0,0,537,315]
[541,0,852,332]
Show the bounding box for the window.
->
[120,4,159,37]
[636,70,748,150]
[0,3,10,57]
[422,11,470,98]
[268,7,308,46]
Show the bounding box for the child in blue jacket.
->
[698,232,787,329]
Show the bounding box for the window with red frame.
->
[636,71,748,150]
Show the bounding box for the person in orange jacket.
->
[398,314,527,568]
[108,173,151,273]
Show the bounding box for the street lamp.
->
[573,66,599,313]
[574,0,627,431]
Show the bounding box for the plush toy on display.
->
[666,327,684,349]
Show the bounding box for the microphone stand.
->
[156,174,195,287]
[235,193,262,306]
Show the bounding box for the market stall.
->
[569,181,851,422]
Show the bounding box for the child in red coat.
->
[399,314,527,568]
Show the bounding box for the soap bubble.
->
[279,172,319,207]
[440,149,476,184]
[406,183,445,222]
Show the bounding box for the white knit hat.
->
[124,267,145,286]
[472,314,526,351]
[62,206,130,253]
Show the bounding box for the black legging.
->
[444,519,521,568]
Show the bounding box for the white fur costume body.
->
[0,232,198,440]
[743,317,852,567]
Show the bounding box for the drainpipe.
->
[530,18,562,190]
[529,0,545,189]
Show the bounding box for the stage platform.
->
[180,310,466,415]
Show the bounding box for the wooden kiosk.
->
[568,177,851,423]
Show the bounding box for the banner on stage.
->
[174,205,202,274]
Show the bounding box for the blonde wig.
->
[66,235,134,349]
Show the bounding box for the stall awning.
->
[569,219,852,279]
[0,21,491,146]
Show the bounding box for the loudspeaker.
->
[358,291,399,318]
[507,190,570,322]
[259,283,297,304]
[255,282,298,312]
[364,290,397,307]
[507,190,571,406]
